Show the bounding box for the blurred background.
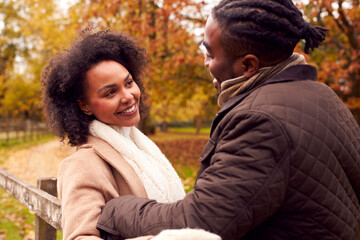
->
[0,0,359,239]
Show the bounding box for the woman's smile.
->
[117,103,137,115]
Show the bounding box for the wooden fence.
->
[0,119,49,143]
[0,168,61,240]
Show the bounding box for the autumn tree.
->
[0,0,27,117]
[299,0,360,124]
[1,75,41,119]
[0,0,78,119]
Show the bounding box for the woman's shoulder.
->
[58,136,113,176]
[66,135,114,159]
[63,140,100,163]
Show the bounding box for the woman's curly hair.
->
[41,30,148,146]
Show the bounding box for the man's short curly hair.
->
[41,30,148,146]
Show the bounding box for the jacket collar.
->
[210,64,317,135]
[79,136,148,198]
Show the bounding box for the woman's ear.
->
[76,99,92,115]
[242,54,259,78]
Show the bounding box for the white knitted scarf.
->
[89,120,185,203]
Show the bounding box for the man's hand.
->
[126,236,153,240]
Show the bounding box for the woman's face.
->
[77,60,141,127]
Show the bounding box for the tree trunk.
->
[160,121,167,132]
[138,114,156,135]
[195,115,203,135]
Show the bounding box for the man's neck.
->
[259,52,293,68]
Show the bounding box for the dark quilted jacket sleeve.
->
[97,110,291,240]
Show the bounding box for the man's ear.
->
[76,99,92,115]
[242,54,260,78]
[232,54,260,79]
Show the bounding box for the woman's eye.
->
[126,79,134,86]
[105,89,115,97]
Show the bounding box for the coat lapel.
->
[83,136,147,198]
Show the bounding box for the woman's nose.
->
[120,90,133,103]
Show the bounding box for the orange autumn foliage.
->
[296,0,360,123]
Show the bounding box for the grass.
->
[168,127,211,134]
[149,127,210,142]
[0,128,209,239]
[176,166,199,192]
[0,134,56,149]
[0,189,35,240]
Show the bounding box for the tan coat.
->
[58,136,147,240]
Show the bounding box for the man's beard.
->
[215,86,221,101]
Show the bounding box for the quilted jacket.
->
[97,65,360,240]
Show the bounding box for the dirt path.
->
[1,139,76,186]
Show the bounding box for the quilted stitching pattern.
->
[243,80,360,239]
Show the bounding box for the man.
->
[96,0,360,239]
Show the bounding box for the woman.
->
[41,30,185,240]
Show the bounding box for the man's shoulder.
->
[239,79,331,112]
[214,80,334,134]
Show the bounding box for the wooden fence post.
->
[5,119,9,143]
[23,120,27,141]
[35,178,57,240]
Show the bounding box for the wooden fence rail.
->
[0,168,61,240]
